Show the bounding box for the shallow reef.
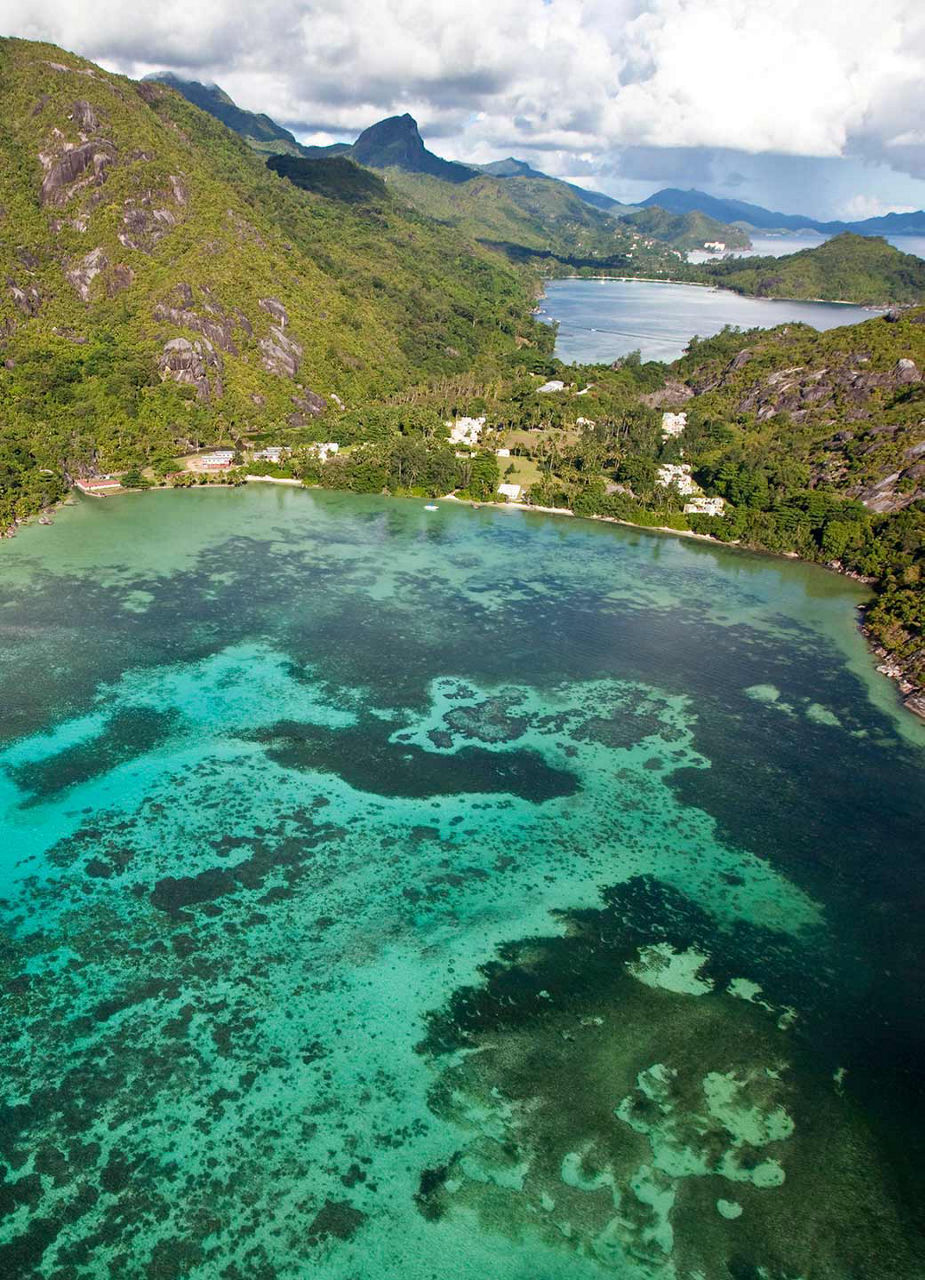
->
[0,488,922,1278]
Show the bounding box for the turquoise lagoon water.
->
[540,279,874,363]
[0,486,923,1278]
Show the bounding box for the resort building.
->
[196,450,236,471]
[661,411,687,439]
[253,446,288,462]
[447,416,485,446]
[537,379,565,393]
[684,496,726,517]
[75,476,122,494]
[656,463,697,496]
[306,442,340,462]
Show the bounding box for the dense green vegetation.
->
[620,206,750,251]
[145,73,310,157]
[697,233,925,304]
[266,155,388,204]
[0,37,545,528]
[381,169,681,272]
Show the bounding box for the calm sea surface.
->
[540,279,874,364]
[689,233,925,262]
[1,487,923,1278]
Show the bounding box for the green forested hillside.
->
[145,73,309,157]
[700,233,925,303]
[0,38,541,525]
[620,206,751,251]
[266,154,388,204]
[379,168,681,271]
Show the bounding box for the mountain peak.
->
[351,114,475,183]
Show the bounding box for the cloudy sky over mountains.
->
[6,0,925,217]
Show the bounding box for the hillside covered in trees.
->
[0,37,547,526]
[698,234,925,304]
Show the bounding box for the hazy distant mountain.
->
[145,73,309,157]
[642,187,925,236]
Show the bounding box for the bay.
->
[539,278,874,364]
[0,487,923,1279]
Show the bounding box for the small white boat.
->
[424,504,439,511]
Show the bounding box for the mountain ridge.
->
[145,72,309,157]
[643,187,925,237]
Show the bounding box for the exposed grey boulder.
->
[159,336,222,401]
[66,247,107,301]
[119,195,181,252]
[107,264,134,296]
[40,140,115,207]
[260,325,302,377]
[259,297,289,327]
[9,280,41,315]
[289,388,327,425]
[153,284,246,354]
[70,100,100,133]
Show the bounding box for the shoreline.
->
[541,274,888,310]
[9,478,923,722]
[404,493,923,719]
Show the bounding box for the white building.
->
[446,416,485,446]
[307,442,340,462]
[661,411,687,440]
[253,446,288,462]
[704,241,726,252]
[537,380,565,393]
[656,463,697,496]
[495,448,511,458]
[497,483,522,501]
[684,496,726,517]
[198,450,235,470]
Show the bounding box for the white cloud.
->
[840,194,916,221]
[3,0,925,186]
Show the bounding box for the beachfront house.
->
[306,442,340,462]
[253,446,288,463]
[197,450,236,471]
[498,483,522,501]
[684,496,726,517]
[75,476,122,494]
